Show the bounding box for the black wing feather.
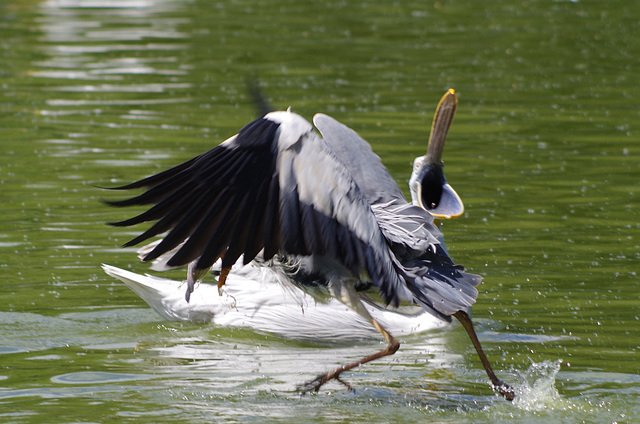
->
[108,118,282,270]
[261,175,281,260]
[141,186,222,261]
[239,177,270,262]
[106,156,200,191]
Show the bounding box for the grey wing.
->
[314,113,441,253]
[313,113,405,204]
[106,111,412,306]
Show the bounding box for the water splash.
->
[511,359,563,411]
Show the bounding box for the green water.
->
[1,0,638,422]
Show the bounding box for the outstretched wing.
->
[105,111,412,306]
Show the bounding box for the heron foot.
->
[494,381,515,401]
[297,304,399,395]
[297,367,354,394]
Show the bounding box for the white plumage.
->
[102,260,448,342]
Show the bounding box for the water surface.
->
[1,0,638,422]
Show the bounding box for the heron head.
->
[409,89,464,219]
[409,155,464,219]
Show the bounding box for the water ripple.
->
[51,371,156,385]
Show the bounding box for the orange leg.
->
[298,317,399,393]
[217,266,231,295]
[298,283,400,393]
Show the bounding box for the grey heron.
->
[104,89,514,400]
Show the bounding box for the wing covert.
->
[313,113,404,205]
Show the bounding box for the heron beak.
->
[416,89,464,219]
[417,181,464,219]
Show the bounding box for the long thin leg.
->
[186,261,210,302]
[298,284,400,394]
[453,310,515,401]
[217,266,231,295]
[298,319,399,393]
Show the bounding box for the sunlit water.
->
[1,0,639,423]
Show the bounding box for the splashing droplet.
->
[511,359,563,411]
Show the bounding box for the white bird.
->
[103,89,514,399]
[102,258,450,342]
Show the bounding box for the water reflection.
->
[51,371,156,384]
[34,0,192,120]
[146,330,471,400]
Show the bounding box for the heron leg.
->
[185,261,210,302]
[453,310,515,401]
[185,251,230,301]
[217,266,231,295]
[298,283,400,394]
